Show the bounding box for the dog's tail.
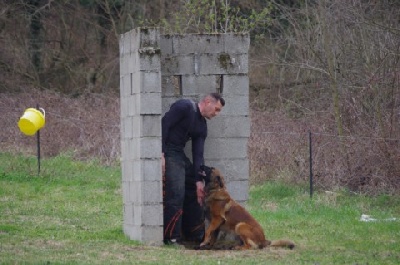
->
[268,239,295,249]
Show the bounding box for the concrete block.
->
[119,34,126,56]
[130,116,140,138]
[129,181,142,203]
[222,74,249,95]
[121,160,141,182]
[128,73,136,96]
[129,180,161,204]
[207,115,250,138]
[121,161,136,182]
[123,224,140,240]
[142,204,163,226]
[161,55,195,76]
[141,225,164,244]
[120,75,130,97]
[120,139,128,159]
[132,160,142,181]
[129,71,140,95]
[123,202,134,225]
[141,115,161,137]
[139,27,160,48]
[219,94,249,116]
[120,56,127,76]
[120,140,129,160]
[128,138,140,160]
[121,30,155,71]
[224,159,249,181]
[199,53,248,75]
[161,76,180,97]
[226,180,249,202]
[127,94,137,117]
[142,158,162,181]
[119,31,133,56]
[138,92,162,115]
[122,180,130,204]
[123,224,163,245]
[142,181,162,203]
[203,159,249,181]
[131,74,141,95]
[204,138,248,159]
[181,75,218,96]
[223,33,250,53]
[170,34,225,54]
[133,204,143,225]
[120,75,126,96]
[140,137,161,158]
[141,71,161,93]
[160,35,173,55]
[128,53,139,74]
[122,116,134,139]
[139,52,160,72]
[129,29,141,53]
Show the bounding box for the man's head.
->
[199,93,225,120]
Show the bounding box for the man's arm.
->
[191,136,205,183]
[192,136,206,206]
[161,101,187,153]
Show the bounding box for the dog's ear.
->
[216,176,224,188]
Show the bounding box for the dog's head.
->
[200,165,225,191]
[200,165,214,185]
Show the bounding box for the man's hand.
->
[161,153,165,176]
[196,181,205,206]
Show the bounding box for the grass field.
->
[1,152,399,264]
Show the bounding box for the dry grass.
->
[0,89,120,164]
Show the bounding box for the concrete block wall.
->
[120,28,163,244]
[160,33,250,204]
[120,28,250,244]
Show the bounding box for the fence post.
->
[309,131,313,198]
[36,103,41,176]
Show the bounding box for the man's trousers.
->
[163,145,205,242]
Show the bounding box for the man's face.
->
[203,99,223,120]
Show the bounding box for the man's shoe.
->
[164,238,184,248]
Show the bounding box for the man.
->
[162,93,225,245]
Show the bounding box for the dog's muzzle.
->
[200,165,214,185]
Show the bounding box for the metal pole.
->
[36,104,41,176]
[309,131,313,198]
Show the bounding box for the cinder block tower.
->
[120,28,250,244]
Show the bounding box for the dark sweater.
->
[162,99,207,182]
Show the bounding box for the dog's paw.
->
[197,244,212,250]
[198,241,213,250]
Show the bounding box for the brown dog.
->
[199,165,295,250]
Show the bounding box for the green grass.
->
[1,153,400,264]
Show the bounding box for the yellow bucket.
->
[18,108,46,136]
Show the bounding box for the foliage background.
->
[1,0,400,194]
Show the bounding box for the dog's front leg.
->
[200,216,224,247]
[209,227,220,246]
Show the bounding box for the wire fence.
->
[250,128,400,195]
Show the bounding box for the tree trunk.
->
[27,0,43,78]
